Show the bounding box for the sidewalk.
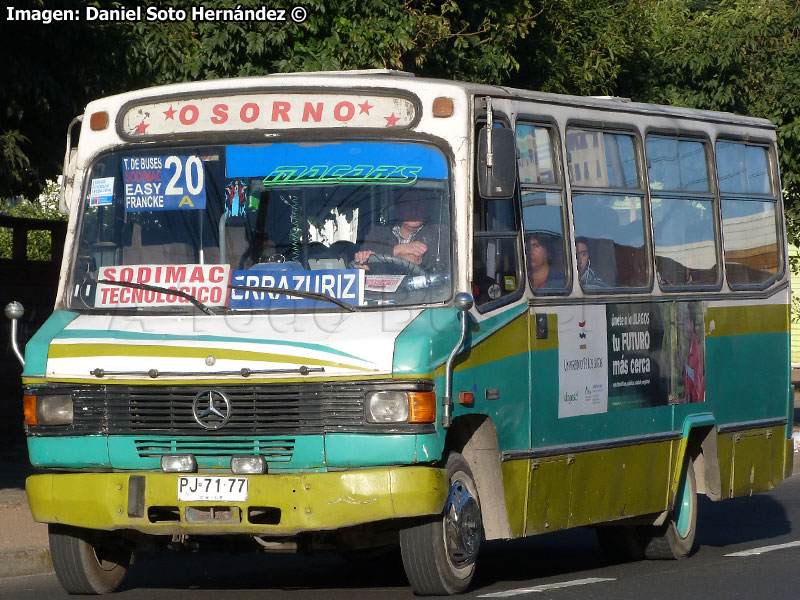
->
[0,440,51,579]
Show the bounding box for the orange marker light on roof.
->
[432,97,454,118]
[90,111,109,131]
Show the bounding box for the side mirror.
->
[477,126,517,199]
[59,115,83,216]
[4,301,25,367]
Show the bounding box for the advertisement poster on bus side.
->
[556,301,706,418]
[556,305,609,418]
[671,302,706,404]
[606,302,670,411]
[606,301,706,410]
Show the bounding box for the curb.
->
[0,547,52,579]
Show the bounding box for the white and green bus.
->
[7,70,792,595]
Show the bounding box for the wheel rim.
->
[674,467,693,538]
[443,477,481,568]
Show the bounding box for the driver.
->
[353,191,440,271]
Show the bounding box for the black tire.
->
[49,524,131,594]
[595,525,648,562]
[400,453,482,595]
[644,456,697,559]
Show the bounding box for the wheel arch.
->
[445,414,512,540]
[677,414,722,502]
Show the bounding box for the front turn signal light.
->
[408,391,436,423]
[23,394,37,426]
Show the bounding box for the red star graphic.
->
[134,120,149,135]
[358,101,373,115]
[384,113,400,127]
[163,105,177,120]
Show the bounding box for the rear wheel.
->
[49,524,131,594]
[596,457,697,562]
[400,452,482,595]
[595,525,647,562]
[644,456,697,559]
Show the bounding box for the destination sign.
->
[119,93,417,138]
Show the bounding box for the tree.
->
[0,0,135,199]
[638,0,800,243]
[3,0,800,243]
[1,0,537,200]
[0,179,64,261]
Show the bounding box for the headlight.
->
[366,391,410,423]
[24,394,73,426]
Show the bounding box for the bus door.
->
[469,99,530,452]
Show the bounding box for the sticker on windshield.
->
[225,142,447,186]
[89,177,115,206]
[123,155,207,212]
[228,268,364,309]
[95,264,230,308]
[365,274,406,293]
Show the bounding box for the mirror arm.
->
[4,302,25,367]
[485,96,494,168]
[442,293,474,428]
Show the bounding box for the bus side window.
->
[516,123,569,294]
[567,128,648,290]
[647,135,718,289]
[716,141,782,288]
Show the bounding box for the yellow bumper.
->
[27,466,448,536]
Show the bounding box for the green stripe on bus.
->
[54,329,364,361]
[48,343,373,372]
[22,310,79,377]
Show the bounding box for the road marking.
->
[725,540,800,557]
[478,577,616,597]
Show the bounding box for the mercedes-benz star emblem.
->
[192,389,232,430]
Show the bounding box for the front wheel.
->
[49,524,131,594]
[400,453,482,595]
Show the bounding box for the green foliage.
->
[515,0,655,96]
[0,180,65,261]
[119,0,537,84]
[4,0,800,245]
[641,0,800,230]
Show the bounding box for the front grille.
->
[45,380,433,436]
[134,437,295,461]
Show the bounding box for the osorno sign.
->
[119,93,417,137]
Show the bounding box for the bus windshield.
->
[70,140,452,312]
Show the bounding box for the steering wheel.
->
[359,253,426,278]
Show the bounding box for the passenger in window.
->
[526,233,565,290]
[576,237,608,288]
[353,191,441,271]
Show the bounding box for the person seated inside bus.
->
[576,236,608,288]
[526,233,566,290]
[353,191,441,271]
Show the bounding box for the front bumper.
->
[27,466,447,536]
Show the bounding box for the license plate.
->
[177,476,248,502]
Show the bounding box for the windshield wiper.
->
[228,284,359,312]
[98,279,215,315]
